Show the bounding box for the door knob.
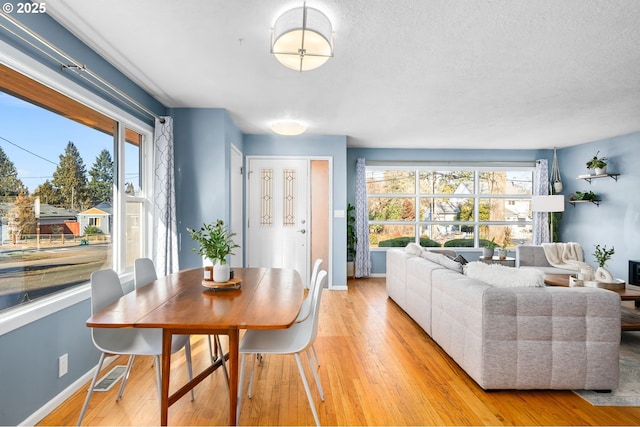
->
[298,229,306,234]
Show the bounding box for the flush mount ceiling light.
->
[271,121,307,136]
[271,2,334,72]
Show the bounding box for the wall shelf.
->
[576,173,620,183]
[568,199,600,207]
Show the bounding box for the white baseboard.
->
[19,355,118,426]
[331,285,348,291]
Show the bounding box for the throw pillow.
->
[452,254,468,265]
[405,243,423,256]
[421,250,463,273]
[464,262,544,288]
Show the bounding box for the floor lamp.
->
[531,195,565,243]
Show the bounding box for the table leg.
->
[161,329,173,426]
[229,329,239,426]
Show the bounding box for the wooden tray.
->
[202,277,242,290]
[584,279,625,290]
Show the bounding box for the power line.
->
[0,135,58,166]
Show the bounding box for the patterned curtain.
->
[532,159,549,245]
[152,117,179,275]
[355,158,371,277]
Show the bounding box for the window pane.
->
[419,223,475,247]
[419,170,474,194]
[366,170,415,194]
[420,197,474,222]
[125,201,143,268]
[0,89,114,313]
[479,198,532,222]
[124,129,142,196]
[368,197,415,221]
[479,224,532,248]
[369,224,415,248]
[480,171,532,195]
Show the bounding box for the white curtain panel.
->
[152,117,179,275]
[532,159,550,245]
[355,158,371,277]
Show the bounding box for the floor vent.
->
[93,365,127,392]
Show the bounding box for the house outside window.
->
[0,64,151,315]
[366,166,534,249]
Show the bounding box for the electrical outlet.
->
[58,353,68,378]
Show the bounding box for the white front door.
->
[246,158,309,285]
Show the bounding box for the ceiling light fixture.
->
[271,121,307,136]
[271,2,334,72]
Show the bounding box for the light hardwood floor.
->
[40,277,640,426]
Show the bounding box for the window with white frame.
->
[366,166,534,249]
[0,64,151,314]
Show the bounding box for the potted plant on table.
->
[496,242,508,260]
[482,237,497,259]
[593,244,615,283]
[188,220,239,282]
[586,151,608,175]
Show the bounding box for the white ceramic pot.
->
[213,262,230,282]
[483,248,495,259]
[595,166,607,175]
[553,181,563,193]
[595,266,614,283]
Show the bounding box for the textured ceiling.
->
[44,0,640,149]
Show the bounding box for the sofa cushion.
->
[421,250,463,273]
[464,262,544,287]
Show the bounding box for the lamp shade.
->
[271,4,333,71]
[271,121,307,136]
[531,195,565,213]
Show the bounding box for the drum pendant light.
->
[271,2,334,71]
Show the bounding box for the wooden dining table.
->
[86,267,304,426]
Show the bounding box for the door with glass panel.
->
[246,158,309,285]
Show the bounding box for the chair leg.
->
[185,339,195,401]
[248,352,257,398]
[207,335,217,362]
[77,352,106,426]
[154,355,161,403]
[295,352,321,426]
[311,343,320,367]
[116,355,136,402]
[237,353,246,421]
[307,350,324,401]
[215,335,230,389]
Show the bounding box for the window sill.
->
[0,283,90,337]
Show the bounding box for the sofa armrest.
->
[516,245,552,268]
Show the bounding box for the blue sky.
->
[0,91,114,193]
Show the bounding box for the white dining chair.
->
[134,258,229,387]
[237,269,327,426]
[78,269,194,426]
[296,258,323,367]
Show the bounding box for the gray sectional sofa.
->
[386,247,621,390]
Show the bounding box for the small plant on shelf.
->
[586,151,607,170]
[571,190,598,201]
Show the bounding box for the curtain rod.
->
[365,160,536,167]
[0,12,164,123]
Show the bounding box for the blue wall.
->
[0,9,165,425]
[557,132,640,280]
[244,134,348,287]
[171,108,243,269]
[346,147,553,274]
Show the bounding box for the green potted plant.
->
[188,219,239,282]
[586,151,607,175]
[571,190,599,202]
[593,244,615,282]
[496,242,508,260]
[482,237,497,259]
[346,203,357,278]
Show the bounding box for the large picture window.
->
[367,166,534,249]
[0,64,150,314]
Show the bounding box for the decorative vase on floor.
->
[595,266,614,282]
[213,262,230,282]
